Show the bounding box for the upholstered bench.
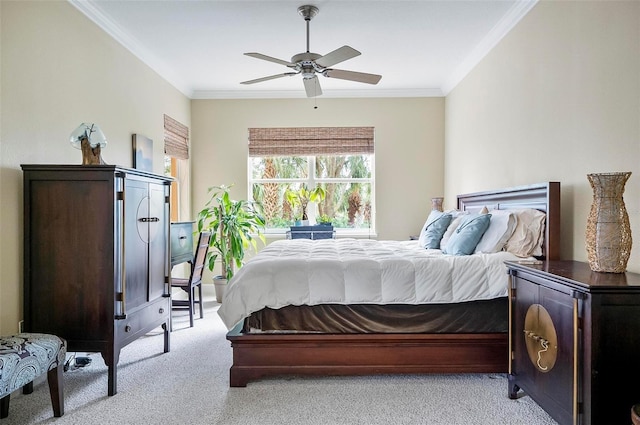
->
[0,333,66,419]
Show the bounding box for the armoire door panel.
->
[125,181,150,310]
[148,182,167,300]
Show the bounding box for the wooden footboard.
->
[227,325,507,387]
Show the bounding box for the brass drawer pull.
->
[524,330,551,371]
[523,304,558,373]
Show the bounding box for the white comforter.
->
[218,238,523,329]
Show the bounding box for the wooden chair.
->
[170,231,211,328]
[0,333,66,419]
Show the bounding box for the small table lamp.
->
[70,123,107,165]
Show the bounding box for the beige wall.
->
[445,1,640,271]
[3,0,636,332]
[190,97,445,249]
[0,1,191,333]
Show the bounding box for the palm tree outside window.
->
[247,127,375,235]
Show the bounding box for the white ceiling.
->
[70,0,537,99]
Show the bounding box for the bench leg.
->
[47,365,64,417]
[0,395,9,419]
[22,381,34,395]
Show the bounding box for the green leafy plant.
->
[196,184,266,280]
[317,214,333,225]
[285,185,326,221]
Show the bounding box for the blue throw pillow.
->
[443,214,492,255]
[420,213,452,249]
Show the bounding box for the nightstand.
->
[506,260,640,425]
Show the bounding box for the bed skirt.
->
[242,297,507,334]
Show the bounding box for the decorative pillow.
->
[474,210,517,254]
[418,211,452,249]
[439,210,468,251]
[443,213,492,256]
[503,209,546,257]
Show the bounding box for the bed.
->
[222,182,561,387]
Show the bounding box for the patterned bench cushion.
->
[0,333,66,397]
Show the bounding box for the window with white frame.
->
[248,127,375,234]
[163,114,189,222]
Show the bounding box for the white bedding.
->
[217,238,526,329]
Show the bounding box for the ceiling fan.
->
[240,5,382,97]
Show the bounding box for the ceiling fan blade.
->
[244,52,295,67]
[241,72,298,85]
[303,76,323,98]
[315,46,360,68]
[323,69,382,85]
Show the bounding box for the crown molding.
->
[191,88,444,100]
[68,0,193,97]
[441,0,538,95]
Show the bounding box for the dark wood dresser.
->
[506,260,640,425]
[22,165,173,396]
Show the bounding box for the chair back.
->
[190,231,211,286]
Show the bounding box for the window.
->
[163,114,189,222]
[248,127,375,235]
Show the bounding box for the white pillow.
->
[439,210,468,251]
[503,209,546,257]
[474,210,517,254]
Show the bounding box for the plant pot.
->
[213,276,228,303]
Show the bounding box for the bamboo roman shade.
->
[164,114,189,160]
[248,127,374,157]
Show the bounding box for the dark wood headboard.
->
[456,182,561,260]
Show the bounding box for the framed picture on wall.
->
[132,134,153,172]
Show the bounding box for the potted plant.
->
[317,214,333,226]
[196,184,266,302]
[285,185,326,225]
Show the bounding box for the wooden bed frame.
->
[226,182,561,387]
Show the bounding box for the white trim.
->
[191,88,443,100]
[441,0,538,95]
[68,0,193,97]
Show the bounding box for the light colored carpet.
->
[5,287,559,425]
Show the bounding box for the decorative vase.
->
[431,197,444,212]
[585,172,632,273]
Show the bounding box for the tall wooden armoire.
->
[21,164,172,396]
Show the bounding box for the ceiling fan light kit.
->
[241,5,382,97]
